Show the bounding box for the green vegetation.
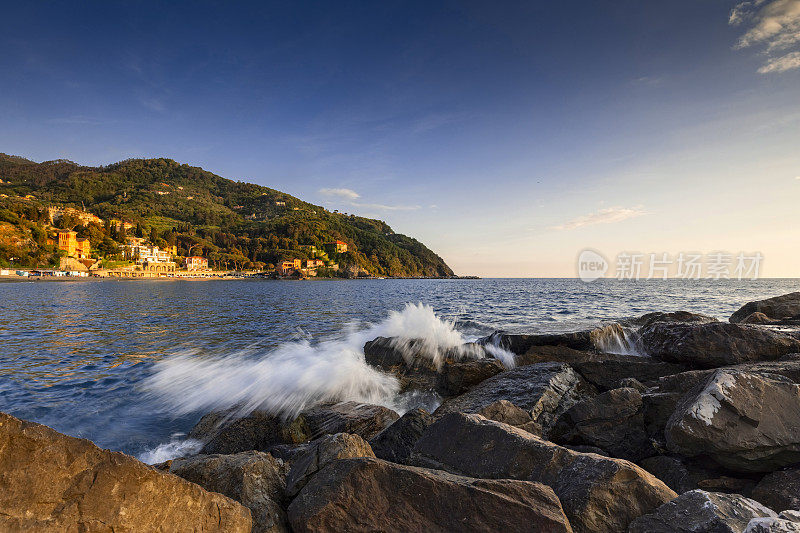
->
[0,154,454,277]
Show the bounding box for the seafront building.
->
[54,230,91,259]
[186,256,209,271]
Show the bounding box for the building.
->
[324,240,348,254]
[186,256,209,271]
[304,259,325,268]
[277,258,302,275]
[55,230,91,259]
[124,244,173,264]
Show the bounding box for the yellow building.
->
[56,231,91,259]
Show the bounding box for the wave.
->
[143,303,508,424]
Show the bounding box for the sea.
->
[1,277,798,462]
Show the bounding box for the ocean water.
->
[1,277,798,460]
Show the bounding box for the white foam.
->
[143,303,502,422]
[138,437,203,464]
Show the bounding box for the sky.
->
[1,1,799,277]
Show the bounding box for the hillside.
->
[0,154,454,277]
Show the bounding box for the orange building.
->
[277,259,302,275]
[324,240,348,254]
[56,231,91,259]
[185,256,209,271]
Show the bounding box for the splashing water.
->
[143,303,509,424]
[590,323,642,355]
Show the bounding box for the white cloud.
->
[758,50,800,71]
[351,202,421,211]
[551,206,648,231]
[731,0,800,73]
[318,187,360,200]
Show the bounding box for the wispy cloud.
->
[730,0,800,73]
[319,187,360,200]
[551,206,648,231]
[351,202,421,211]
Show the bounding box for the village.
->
[0,206,347,280]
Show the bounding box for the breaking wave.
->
[143,303,512,424]
[590,323,642,355]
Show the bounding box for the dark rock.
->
[479,330,595,355]
[288,401,399,442]
[287,457,574,533]
[639,322,800,368]
[642,391,682,440]
[169,451,289,533]
[191,402,398,455]
[550,387,655,461]
[638,455,706,494]
[435,358,505,396]
[564,444,608,456]
[264,442,315,463]
[515,345,598,366]
[627,490,776,533]
[285,433,374,497]
[745,516,800,532]
[731,292,800,323]
[434,362,595,436]
[572,356,687,390]
[0,412,252,532]
[752,467,800,513]
[618,377,648,392]
[698,476,757,496]
[666,369,800,472]
[478,399,534,426]
[742,312,779,325]
[628,311,719,328]
[411,412,676,533]
[368,408,434,464]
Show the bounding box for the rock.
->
[289,401,399,442]
[639,322,800,368]
[618,377,647,392]
[264,442,315,463]
[434,362,595,436]
[731,292,800,323]
[638,455,706,494]
[742,312,779,325]
[629,311,719,328]
[571,355,687,390]
[368,408,433,464]
[697,476,758,495]
[628,490,776,533]
[412,412,676,532]
[287,457,574,533]
[285,433,374,497]
[435,358,505,396]
[169,451,289,533]
[478,399,535,426]
[550,387,655,461]
[752,467,800,513]
[666,369,800,472]
[0,412,252,532]
[192,402,398,454]
[641,391,682,440]
[479,330,595,355]
[746,516,800,532]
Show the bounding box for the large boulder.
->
[629,311,719,328]
[412,413,676,532]
[478,399,539,433]
[435,358,505,396]
[169,451,288,533]
[287,457,574,533]
[751,467,800,513]
[191,401,398,454]
[731,292,800,323]
[479,330,595,355]
[571,355,687,391]
[285,433,374,497]
[368,408,433,464]
[550,387,655,462]
[434,362,595,436]
[627,490,776,533]
[639,322,800,368]
[666,369,800,472]
[0,412,252,532]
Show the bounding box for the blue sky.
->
[2,1,799,276]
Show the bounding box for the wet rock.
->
[751,467,800,513]
[628,490,776,533]
[628,311,719,328]
[435,358,505,396]
[550,387,655,462]
[666,369,800,472]
[288,401,399,442]
[264,442,315,463]
[639,322,800,368]
[479,330,595,355]
[191,410,293,454]
[369,408,433,464]
[730,292,800,323]
[0,412,252,532]
[169,451,289,533]
[287,457,574,533]
[412,412,676,533]
[571,355,687,390]
[285,433,374,497]
[434,362,595,436]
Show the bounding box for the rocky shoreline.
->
[4,291,800,532]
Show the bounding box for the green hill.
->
[0,154,454,277]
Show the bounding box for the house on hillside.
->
[55,230,91,259]
[277,259,302,275]
[324,240,348,254]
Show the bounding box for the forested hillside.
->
[0,154,454,277]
